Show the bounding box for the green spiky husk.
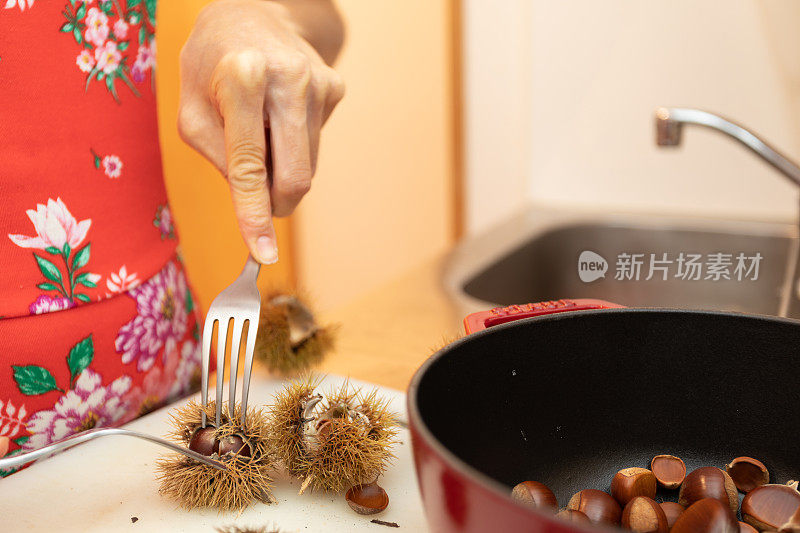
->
[156,400,274,512]
[267,377,398,493]
[253,291,336,376]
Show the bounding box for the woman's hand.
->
[178,0,345,264]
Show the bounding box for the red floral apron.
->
[0,0,202,476]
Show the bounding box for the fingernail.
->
[256,236,279,265]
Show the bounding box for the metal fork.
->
[0,428,226,471]
[201,254,262,429]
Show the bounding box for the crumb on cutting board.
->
[370,519,399,528]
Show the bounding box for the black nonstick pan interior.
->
[415,309,800,511]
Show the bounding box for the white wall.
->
[465,0,800,234]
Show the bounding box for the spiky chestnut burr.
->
[267,377,398,493]
[253,292,336,375]
[156,400,274,512]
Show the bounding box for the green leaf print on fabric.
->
[12,366,63,396]
[185,288,194,314]
[67,335,94,385]
[72,243,90,270]
[61,0,157,101]
[12,334,99,401]
[34,254,62,283]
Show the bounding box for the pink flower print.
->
[83,7,109,47]
[4,0,34,12]
[115,262,189,372]
[153,204,175,239]
[131,61,146,83]
[22,369,131,451]
[0,399,27,440]
[170,339,202,398]
[29,295,75,315]
[94,41,121,75]
[7,197,91,252]
[106,265,139,294]
[102,155,122,178]
[76,50,95,73]
[122,350,181,421]
[112,18,128,40]
[132,39,156,83]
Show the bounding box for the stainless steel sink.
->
[445,207,798,318]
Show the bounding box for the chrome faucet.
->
[655,107,800,187]
[655,107,800,317]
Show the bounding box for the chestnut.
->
[738,521,758,533]
[650,455,686,489]
[346,481,389,515]
[188,426,219,456]
[621,496,669,533]
[741,482,800,531]
[726,457,769,493]
[567,489,622,525]
[610,467,657,506]
[778,503,800,532]
[660,501,686,529]
[678,467,739,513]
[217,434,252,457]
[510,481,558,510]
[671,498,738,533]
[556,509,590,523]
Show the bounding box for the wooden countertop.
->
[316,253,464,391]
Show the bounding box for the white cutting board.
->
[0,375,429,532]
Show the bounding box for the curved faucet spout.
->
[655,107,800,188]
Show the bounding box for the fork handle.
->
[0,428,226,471]
[242,254,262,279]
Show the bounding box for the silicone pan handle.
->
[463,298,626,334]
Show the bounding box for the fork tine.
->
[239,315,260,427]
[228,318,243,419]
[200,316,215,428]
[215,317,230,426]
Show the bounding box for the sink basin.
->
[445,207,798,318]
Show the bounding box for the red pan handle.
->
[463,298,626,334]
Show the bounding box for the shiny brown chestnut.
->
[650,455,687,489]
[510,481,557,510]
[738,521,758,533]
[671,498,738,533]
[726,457,769,493]
[567,489,622,525]
[678,467,739,513]
[741,482,800,531]
[217,434,252,457]
[346,481,389,515]
[188,426,219,456]
[556,509,590,523]
[660,501,685,529]
[621,496,669,533]
[611,467,658,506]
